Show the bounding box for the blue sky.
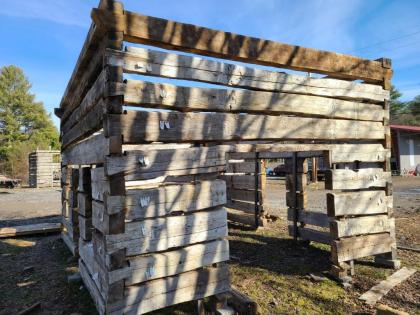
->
[1,0,420,128]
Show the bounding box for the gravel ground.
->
[0,188,61,228]
[264,177,327,216]
[264,176,420,248]
[0,177,418,314]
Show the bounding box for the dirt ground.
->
[265,176,420,248]
[0,177,418,314]
[0,188,61,228]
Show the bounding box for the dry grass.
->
[1,220,417,314]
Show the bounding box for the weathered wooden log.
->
[92,9,391,83]
[105,47,389,102]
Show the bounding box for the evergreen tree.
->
[389,85,404,118]
[0,65,59,180]
[403,95,420,125]
[389,85,420,126]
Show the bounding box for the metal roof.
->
[390,124,420,133]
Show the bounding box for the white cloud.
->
[0,0,94,27]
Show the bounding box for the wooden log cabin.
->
[55,0,399,313]
[28,150,61,188]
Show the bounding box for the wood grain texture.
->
[62,99,105,149]
[62,70,107,134]
[105,145,230,177]
[228,143,388,164]
[0,223,61,238]
[120,180,226,220]
[79,216,93,241]
[59,23,104,114]
[359,267,416,305]
[90,167,125,204]
[106,110,385,143]
[79,259,106,314]
[61,36,111,123]
[77,192,92,217]
[327,191,388,217]
[109,80,385,121]
[91,167,108,202]
[108,239,229,285]
[330,215,393,239]
[226,162,256,174]
[108,264,230,314]
[62,132,127,165]
[92,9,391,83]
[105,47,389,102]
[92,200,125,235]
[223,175,262,191]
[331,233,393,263]
[60,2,123,122]
[104,207,228,256]
[287,209,330,228]
[325,168,391,190]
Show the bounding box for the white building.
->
[391,125,420,175]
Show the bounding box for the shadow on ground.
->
[0,215,61,228]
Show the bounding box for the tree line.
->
[390,86,420,126]
[0,64,418,183]
[0,65,59,183]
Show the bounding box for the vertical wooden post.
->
[69,167,79,243]
[374,58,400,269]
[327,159,352,282]
[286,155,308,241]
[254,152,260,228]
[260,159,267,227]
[83,0,127,308]
[78,167,93,241]
[195,299,206,315]
[61,166,80,257]
[292,152,299,242]
[311,157,318,183]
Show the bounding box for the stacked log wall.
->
[28,150,61,188]
[56,0,397,312]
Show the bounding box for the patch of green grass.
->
[356,264,390,280]
[230,262,356,314]
[228,221,364,314]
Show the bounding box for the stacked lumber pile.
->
[224,154,267,228]
[28,150,61,188]
[0,222,61,238]
[58,2,231,313]
[78,167,93,243]
[56,0,397,312]
[61,167,79,256]
[286,155,332,245]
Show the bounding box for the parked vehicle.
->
[0,175,21,188]
[266,167,274,176]
[273,163,291,176]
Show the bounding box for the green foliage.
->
[0,65,59,180]
[405,95,420,115]
[389,85,420,126]
[389,85,404,117]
